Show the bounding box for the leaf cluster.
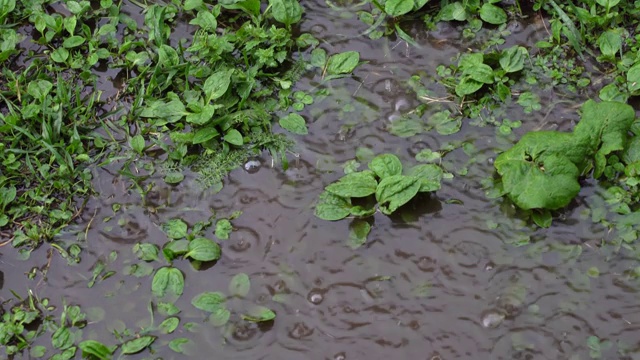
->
[315,153,446,220]
[494,100,636,225]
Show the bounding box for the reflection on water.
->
[2,1,640,359]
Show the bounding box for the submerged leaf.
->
[326,51,360,75]
[121,336,155,355]
[314,191,351,221]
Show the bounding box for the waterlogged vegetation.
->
[2,0,640,358]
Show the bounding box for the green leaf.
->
[479,3,507,25]
[164,172,185,184]
[573,100,636,178]
[192,127,220,144]
[130,134,145,154]
[500,46,527,73]
[215,219,233,240]
[279,113,308,135]
[192,292,226,312]
[439,2,466,21]
[134,243,159,261]
[121,336,155,355]
[405,164,444,192]
[169,338,193,354]
[463,63,494,84]
[415,149,441,163]
[314,191,352,221]
[229,273,251,297]
[532,210,552,228]
[494,131,582,210]
[185,237,221,261]
[27,80,53,101]
[368,154,403,179]
[627,62,640,94]
[347,219,371,249]
[241,306,276,322]
[326,171,378,198]
[62,35,85,48]
[326,51,360,75]
[428,110,461,135]
[189,9,217,31]
[597,29,622,58]
[310,48,326,68]
[224,129,243,146]
[30,345,47,358]
[0,185,17,208]
[269,0,303,26]
[78,340,114,360]
[385,0,413,16]
[162,219,188,239]
[152,267,184,298]
[209,307,231,327]
[51,47,69,62]
[184,0,202,10]
[455,77,484,96]
[203,69,233,102]
[52,327,74,350]
[375,175,421,215]
[159,317,180,334]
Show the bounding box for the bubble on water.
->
[334,352,346,360]
[387,112,402,123]
[394,97,411,112]
[288,321,314,339]
[481,310,505,328]
[307,288,325,305]
[484,261,495,271]
[244,159,261,174]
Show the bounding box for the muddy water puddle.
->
[2,1,640,359]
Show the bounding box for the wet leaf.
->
[30,345,46,358]
[314,191,352,221]
[224,129,243,146]
[597,29,622,58]
[169,338,193,354]
[279,113,308,135]
[455,77,484,96]
[152,267,184,298]
[405,164,444,192]
[185,237,221,262]
[495,132,582,210]
[209,307,231,327]
[78,340,114,360]
[159,317,179,334]
[229,273,251,297]
[241,306,276,322]
[133,243,159,261]
[326,171,378,198]
[375,175,421,215]
[162,219,188,239]
[203,69,233,102]
[121,336,155,355]
[573,100,635,177]
[385,0,413,16]
[532,210,552,228]
[215,219,233,240]
[428,110,461,135]
[51,327,73,350]
[164,172,185,184]
[129,134,145,154]
[628,62,640,94]
[500,46,527,73]
[347,219,371,249]
[192,292,226,312]
[479,3,507,25]
[269,0,302,26]
[62,35,85,48]
[326,51,360,75]
[192,127,219,144]
[368,154,403,179]
[439,2,466,21]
